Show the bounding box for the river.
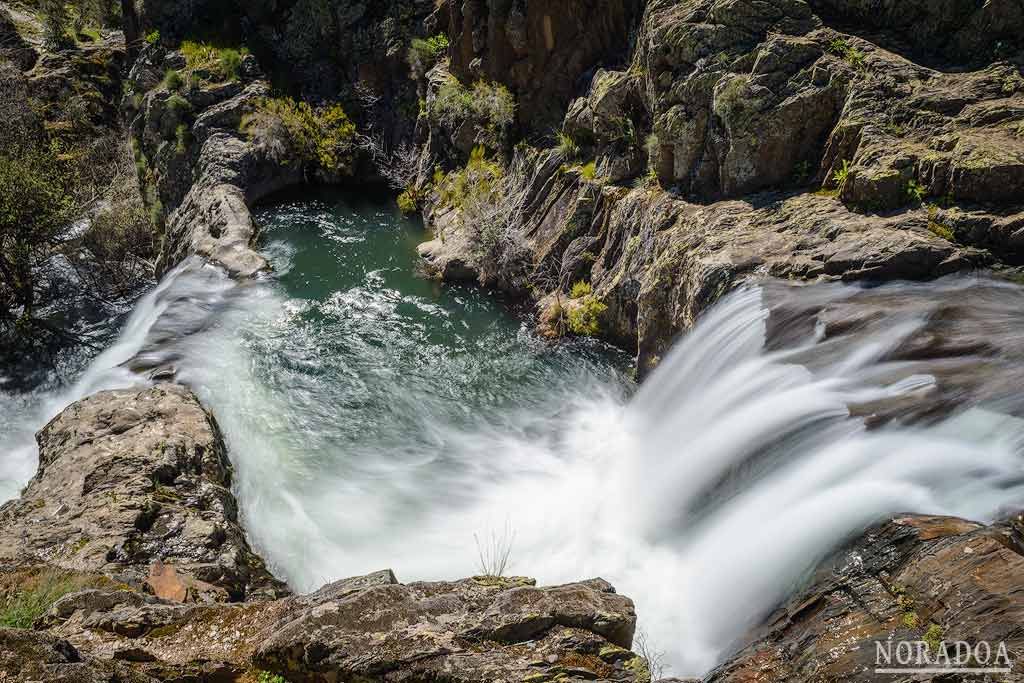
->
[2,188,1023,676]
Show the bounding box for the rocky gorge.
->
[1,0,1024,682]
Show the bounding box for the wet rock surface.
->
[706,514,1024,682]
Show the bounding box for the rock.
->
[444,0,643,129]
[0,385,286,602]
[28,569,642,683]
[706,514,1024,682]
[129,47,305,277]
[0,628,158,682]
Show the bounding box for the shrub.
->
[407,34,449,78]
[579,160,598,181]
[38,0,71,48]
[242,97,357,174]
[397,188,418,214]
[145,29,160,45]
[568,295,607,337]
[429,76,516,149]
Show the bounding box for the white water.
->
[3,226,1024,676]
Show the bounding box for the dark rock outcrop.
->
[707,514,1024,682]
[0,385,285,602]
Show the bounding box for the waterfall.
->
[2,201,1023,678]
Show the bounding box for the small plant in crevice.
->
[831,159,852,188]
[906,179,926,204]
[924,623,944,652]
[556,131,579,160]
[570,280,592,299]
[256,671,288,683]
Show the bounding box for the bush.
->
[397,188,418,214]
[407,34,449,78]
[242,97,357,174]
[429,76,516,150]
[567,295,607,337]
[163,69,183,91]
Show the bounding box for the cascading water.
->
[2,189,1023,677]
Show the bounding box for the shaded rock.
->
[444,0,643,129]
[0,385,286,602]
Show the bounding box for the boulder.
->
[0,385,286,602]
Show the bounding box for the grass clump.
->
[0,571,81,629]
[429,76,516,150]
[242,98,356,174]
[556,131,580,159]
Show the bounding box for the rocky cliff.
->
[418,0,1024,375]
